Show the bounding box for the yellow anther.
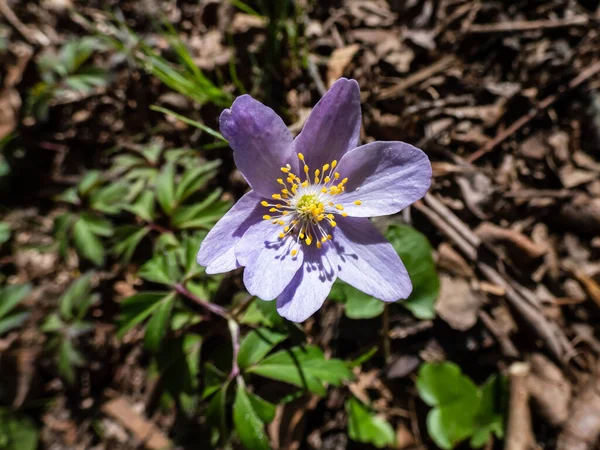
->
[291,249,298,257]
[334,172,340,179]
[321,236,327,242]
[317,241,322,249]
[303,165,309,174]
[272,219,278,224]
[298,153,305,162]
[306,236,312,246]
[281,167,290,173]
[326,214,335,220]
[324,176,331,183]
[282,211,289,215]
[279,232,285,239]
[327,234,332,240]
[321,187,328,193]
[335,204,344,210]
[301,181,309,187]
[277,178,285,185]
[272,194,282,200]
[284,226,290,232]
[281,189,290,195]
[269,208,277,212]
[342,213,348,217]
[323,164,330,171]
[278,220,285,226]
[330,221,337,227]
[354,200,362,205]
[315,177,320,184]
[315,169,320,177]
[263,215,271,220]
[261,201,269,207]
[299,232,305,239]
[341,177,348,184]
[332,160,337,168]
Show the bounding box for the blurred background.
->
[0,0,599,449]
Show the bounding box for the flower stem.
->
[173,283,230,319]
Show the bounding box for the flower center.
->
[260,153,362,256]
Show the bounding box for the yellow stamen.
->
[305,236,312,246]
[261,201,269,207]
[335,204,344,210]
[291,249,298,256]
[316,241,322,249]
[354,200,362,205]
[263,215,271,220]
[272,194,282,200]
[297,153,305,162]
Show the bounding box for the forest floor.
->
[1,0,600,449]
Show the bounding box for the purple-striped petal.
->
[235,220,304,300]
[333,217,412,301]
[220,95,297,197]
[336,141,431,217]
[276,244,337,322]
[197,191,263,274]
[294,78,361,170]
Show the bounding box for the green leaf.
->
[79,213,113,237]
[330,281,384,319]
[0,222,11,244]
[470,374,507,448]
[144,293,175,352]
[89,182,129,214]
[247,391,276,423]
[0,284,31,319]
[238,328,287,370]
[138,252,180,285]
[417,362,480,449]
[58,338,85,384]
[151,106,228,141]
[247,346,352,396]
[386,225,439,319]
[171,190,229,230]
[59,273,94,321]
[117,291,171,338]
[0,312,29,335]
[233,379,270,450]
[0,408,39,450]
[72,217,105,266]
[156,162,176,215]
[77,170,102,197]
[346,397,396,448]
[125,190,156,222]
[241,298,283,328]
[174,160,221,203]
[112,226,150,263]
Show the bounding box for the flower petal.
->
[235,220,304,300]
[220,95,296,197]
[333,217,412,301]
[276,244,337,322]
[294,78,361,170]
[337,141,431,217]
[197,191,263,274]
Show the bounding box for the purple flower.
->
[197,78,432,322]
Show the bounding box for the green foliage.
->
[0,222,10,246]
[0,408,38,450]
[416,362,506,449]
[387,225,440,319]
[233,379,271,450]
[0,284,31,335]
[246,345,353,396]
[346,396,396,448]
[42,273,98,384]
[330,224,439,320]
[27,37,109,120]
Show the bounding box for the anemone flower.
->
[197,78,432,322]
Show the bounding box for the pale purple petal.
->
[197,191,263,274]
[333,217,411,301]
[336,141,431,217]
[235,220,303,300]
[294,78,361,170]
[220,95,297,197]
[276,244,337,322]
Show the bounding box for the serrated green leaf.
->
[112,226,150,263]
[174,160,221,203]
[0,312,29,335]
[247,391,276,424]
[233,379,270,450]
[386,225,439,319]
[247,346,352,395]
[170,189,226,229]
[238,328,287,370]
[59,273,95,321]
[330,281,384,319]
[125,190,156,222]
[89,182,129,214]
[79,213,113,237]
[144,293,175,352]
[241,298,283,328]
[72,218,105,266]
[138,253,177,285]
[347,397,396,448]
[156,162,176,215]
[77,170,102,197]
[118,291,171,338]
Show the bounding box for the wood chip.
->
[102,397,171,450]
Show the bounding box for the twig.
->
[376,56,457,100]
[467,16,589,34]
[505,362,534,450]
[307,55,327,96]
[0,0,49,46]
[174,283,230,319]
[414,195,572,362]
[468,59,600,162]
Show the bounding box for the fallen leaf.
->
[435,275,482,331]
[326,44,360,87]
